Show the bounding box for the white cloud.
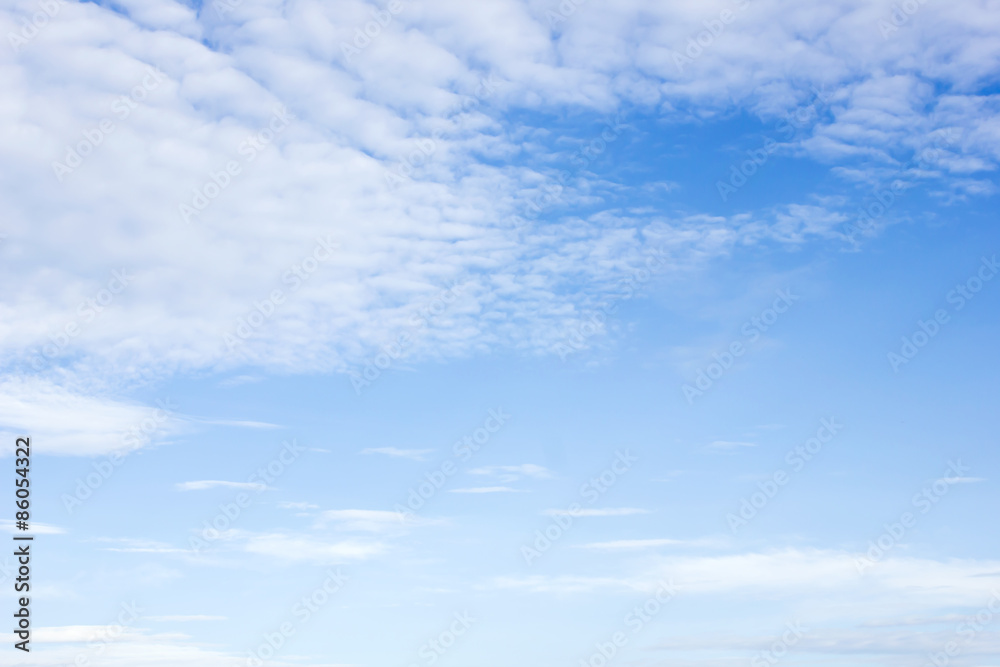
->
[243,533,386,563]
[0,376,178,456]
[278,501,320,510]
[217,375,261,387]
[3,0,994,395]
[191,419,282,429]
[704,440,757,450]
[360,447,434,460]
[651,470,687,481]
[938,476,986,484]
[19,625,148,643]
[174,480,267,492]
[0,627,246,667]
[0,520,65,534]
[650,625,1000,657]
[576,538,720,550]
[494,549,1000,614]
[0,4,995,663]
[315,509,410,531]
[94,538,190,555]
[490,575,633,595]
[542,507,650,517]
[449,486,525,493]
[467,463,552,482]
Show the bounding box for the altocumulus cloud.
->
[0,0,998,454]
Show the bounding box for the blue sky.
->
[1,0,1000,666]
